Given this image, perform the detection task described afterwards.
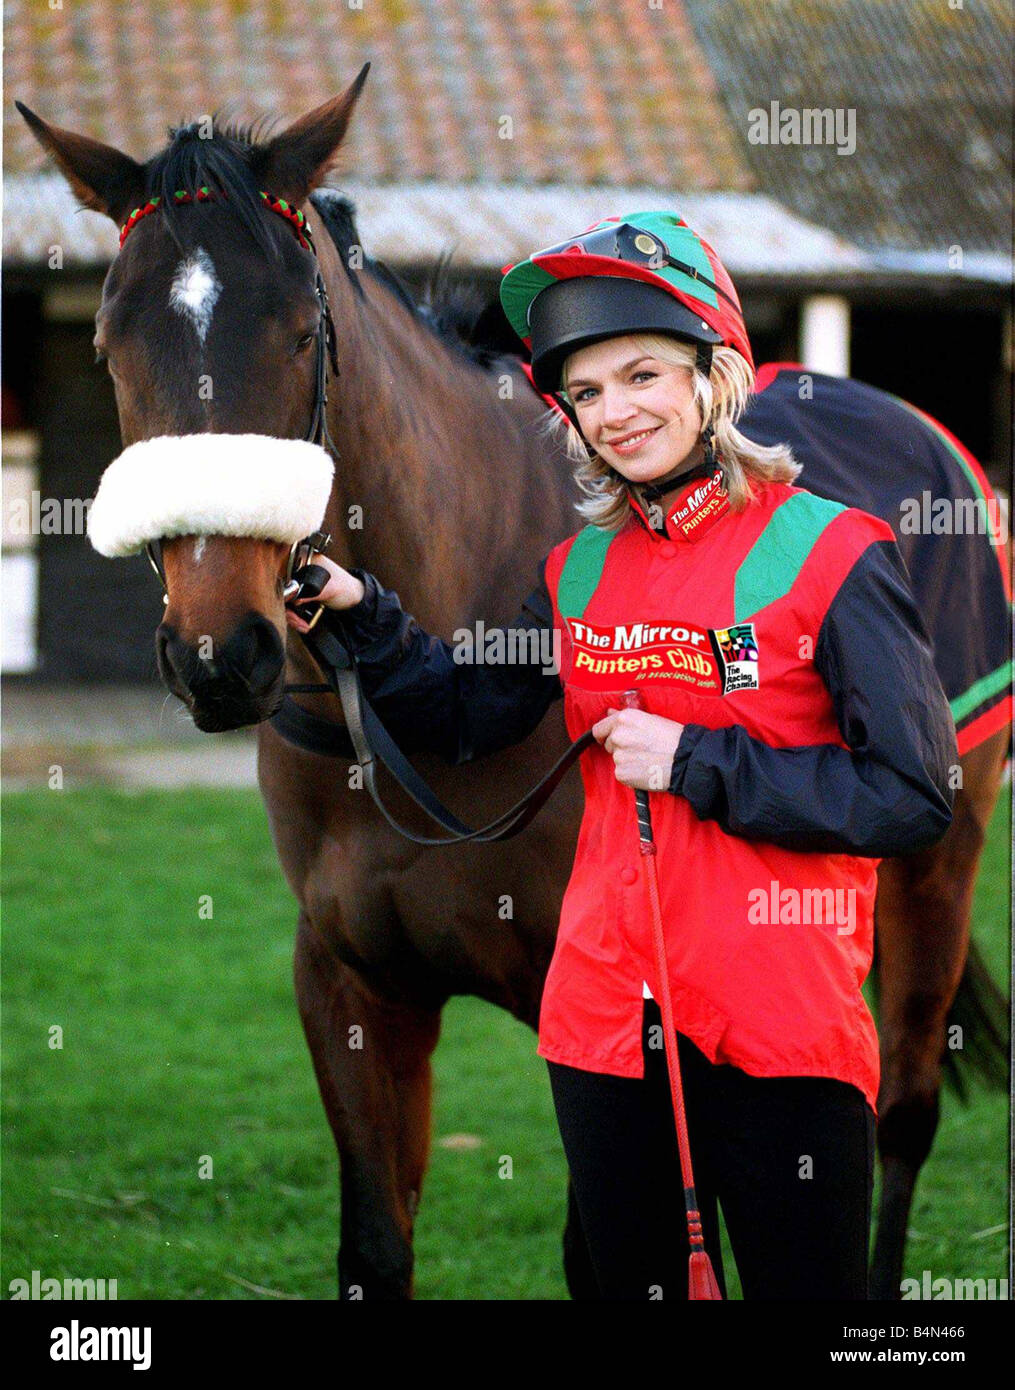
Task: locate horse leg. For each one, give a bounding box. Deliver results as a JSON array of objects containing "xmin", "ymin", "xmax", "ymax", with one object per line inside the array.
[
  {"xmin": 870, "ymin": 729, "xmax": 1008, "ymax": 1299},
  {"xmin": 293, "ymin": 914, "xmax": 441, "ymax": 1300}
]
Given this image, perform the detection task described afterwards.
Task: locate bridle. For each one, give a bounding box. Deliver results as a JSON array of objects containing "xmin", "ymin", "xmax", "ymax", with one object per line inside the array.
[
  {"xmin": 126, "ymin": 187, "xmax": 595, "ymax": 844},
  {"xmin": 123, "ymin": 187, "xmax": 340, "ymax": 606}
]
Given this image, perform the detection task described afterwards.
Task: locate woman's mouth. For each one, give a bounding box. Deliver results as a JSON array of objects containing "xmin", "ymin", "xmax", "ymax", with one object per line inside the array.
[{"xmin": 605, "ymin": 426, "xmax": 661, "ymax": 455}]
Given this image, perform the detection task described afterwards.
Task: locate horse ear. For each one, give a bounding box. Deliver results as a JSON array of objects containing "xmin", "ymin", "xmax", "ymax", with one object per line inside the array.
[
  {"xmin": 16, "ymin": 101, "xmax": 146, "ymax": 224},
  {"xmin": 251, "ymin": 62, "xmax": 370, "ymax": 204}
]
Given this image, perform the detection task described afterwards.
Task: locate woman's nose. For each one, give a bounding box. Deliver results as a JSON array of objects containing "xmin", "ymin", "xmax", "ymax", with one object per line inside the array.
[{"xmin": 600, "ymin": 386, "xmax": 638, "ymax": 425}]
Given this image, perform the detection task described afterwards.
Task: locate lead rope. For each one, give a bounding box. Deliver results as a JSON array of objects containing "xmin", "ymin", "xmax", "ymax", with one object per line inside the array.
[{"xmin": 289, "ymin": 598, "xmax": 596, "ymax": 845}]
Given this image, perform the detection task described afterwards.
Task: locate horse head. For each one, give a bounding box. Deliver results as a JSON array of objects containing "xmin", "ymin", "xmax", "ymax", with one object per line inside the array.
[{"xmin": 17, "ymin": 64, "xmax": 369, "ymax": 731}]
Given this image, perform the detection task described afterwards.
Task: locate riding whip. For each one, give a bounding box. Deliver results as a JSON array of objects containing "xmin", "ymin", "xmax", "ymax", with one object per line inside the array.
[{"xmin": 621, "ymin": 688, "xmax": 723, "ymax": 1301}]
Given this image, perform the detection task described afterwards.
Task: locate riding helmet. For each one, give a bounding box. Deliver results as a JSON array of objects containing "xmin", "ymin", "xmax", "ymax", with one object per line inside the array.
[{"xmin": 499, "ymin": 212, "xmax": 754, "ymax": 406}]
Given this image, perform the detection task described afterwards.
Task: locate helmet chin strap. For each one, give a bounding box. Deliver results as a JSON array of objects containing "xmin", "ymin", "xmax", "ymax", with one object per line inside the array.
[{"xmin": 629, "ymin": 429, "xmax": 717, "ymax": 503}]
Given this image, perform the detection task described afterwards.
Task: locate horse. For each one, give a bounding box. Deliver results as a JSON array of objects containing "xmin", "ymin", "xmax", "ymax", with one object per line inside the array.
[{"xmin": 19, "ymin": 67, "xmax": 1010, "ymax": 1300}]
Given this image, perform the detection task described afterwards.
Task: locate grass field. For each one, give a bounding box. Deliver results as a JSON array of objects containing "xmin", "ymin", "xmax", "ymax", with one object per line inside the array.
[{"xmin": 3, "ymin": 784, "xmax": 1010, "ymax": 1300}]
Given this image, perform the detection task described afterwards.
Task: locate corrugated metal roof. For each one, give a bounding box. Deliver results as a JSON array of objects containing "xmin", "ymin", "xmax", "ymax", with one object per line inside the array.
[{"xmin": 4, "ymin": 172, "xmax": 872, "ymax": 276}]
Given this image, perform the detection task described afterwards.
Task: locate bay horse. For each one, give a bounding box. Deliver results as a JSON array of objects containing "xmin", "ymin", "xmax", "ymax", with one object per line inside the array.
[{"xmin": 19, "ymin": 67, "xmax": 1009, "ymax": 1300}]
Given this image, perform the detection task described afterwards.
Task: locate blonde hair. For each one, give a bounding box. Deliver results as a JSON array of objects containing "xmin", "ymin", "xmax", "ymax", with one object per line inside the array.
[{"xmin": 537, "ymin": 334, "xmax": 801, "ymax": 532}]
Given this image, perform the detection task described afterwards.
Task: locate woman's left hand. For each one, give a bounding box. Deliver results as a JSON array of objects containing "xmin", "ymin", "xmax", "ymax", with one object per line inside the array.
[{"xmin": 592, "ymin": 707, "xmax": 685, "ymax": 791}]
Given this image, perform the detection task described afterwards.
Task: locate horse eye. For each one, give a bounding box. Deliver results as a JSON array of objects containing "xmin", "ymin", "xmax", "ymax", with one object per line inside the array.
[{"xmin": 295, "ymin": 332, "xmax": 316, "ymax": 353}]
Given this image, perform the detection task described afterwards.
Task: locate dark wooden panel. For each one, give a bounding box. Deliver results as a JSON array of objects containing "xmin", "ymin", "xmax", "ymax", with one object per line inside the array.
[{"xmin": 35, "ymin": 319, "xmax": 164, "ymax": 682}]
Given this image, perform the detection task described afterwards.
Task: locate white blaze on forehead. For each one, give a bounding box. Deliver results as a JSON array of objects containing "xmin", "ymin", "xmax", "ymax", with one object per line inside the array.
[
  {"xmin": 169, "ymin": 248, "xmax": 221, "ymax": 342},
  {"xmin": 192, "ymin": 535, "xmax": 207, "ymax": 563}
]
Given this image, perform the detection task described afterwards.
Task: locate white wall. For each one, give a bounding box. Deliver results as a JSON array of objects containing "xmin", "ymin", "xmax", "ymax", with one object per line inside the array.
[
  {"xmin": 799, "ymin": 294, "xmax": 851, "ymax": 377},
  {"xmin": 2, "ymin": 433, "xmax": 41, "ymax": 673}
]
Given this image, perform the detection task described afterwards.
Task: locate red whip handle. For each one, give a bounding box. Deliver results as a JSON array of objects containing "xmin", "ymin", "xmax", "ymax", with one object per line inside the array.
[{"xmin": 620, "ymin": 688, "xmax": 722, "ymax": 1300}]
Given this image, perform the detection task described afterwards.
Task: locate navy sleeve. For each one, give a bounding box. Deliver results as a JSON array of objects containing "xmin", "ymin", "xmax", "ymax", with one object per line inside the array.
[
  {"xmin": 320, "ymin": 560, "xmax": 563, "ymax": 764},
  {"xmin": 668, "ymin": 539, "xmax": 956, "ymax": 855}
]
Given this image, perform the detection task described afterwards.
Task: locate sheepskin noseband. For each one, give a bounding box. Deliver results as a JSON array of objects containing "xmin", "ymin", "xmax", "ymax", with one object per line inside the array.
[{"xmin": 87, "ymin": 434, "xmax": 334, "ymax": 558}]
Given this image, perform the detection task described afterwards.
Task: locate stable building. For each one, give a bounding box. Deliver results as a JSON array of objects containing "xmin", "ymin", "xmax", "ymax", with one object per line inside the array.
[{"xmin": 2, "ymin": 0, "xmax": 1009, "ymax": 681}]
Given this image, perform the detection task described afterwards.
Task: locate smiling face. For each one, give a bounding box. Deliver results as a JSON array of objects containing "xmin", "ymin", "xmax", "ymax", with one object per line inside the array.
[{"xmin": 563, "ymin": 335, "xmax": 705, "ymax": 484}]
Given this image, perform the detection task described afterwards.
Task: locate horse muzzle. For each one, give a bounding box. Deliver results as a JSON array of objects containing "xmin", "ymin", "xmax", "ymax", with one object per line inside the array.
[
  {"xmin": 87, "ymin": 433, "xmax": 335, "ymax": 730},
  {"xmin": 156, "ymin": 611, "xmax": 287, "ymax": 731}
]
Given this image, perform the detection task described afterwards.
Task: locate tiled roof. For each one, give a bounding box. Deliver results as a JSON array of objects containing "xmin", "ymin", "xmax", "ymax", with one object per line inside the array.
[
  {"xmin": 683, "ymin": 0, "xmax": 1012, "ymax": 256},
  {"xmin": 4, "ymin": 0, "xmax": 751, "ymax": 189},
  {"xmin": 6, "ymin": 0, "xmax": 1008, "ymax": 279},
  {"xmin": 2, "ymin": 171, "xmax": 872, "ymax": 276}
]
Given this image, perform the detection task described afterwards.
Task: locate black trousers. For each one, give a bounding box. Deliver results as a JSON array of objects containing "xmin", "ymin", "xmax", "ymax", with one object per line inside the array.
[{"xmin": 547, "ymin": 998, "xmax": 876, "ymax": 1301}]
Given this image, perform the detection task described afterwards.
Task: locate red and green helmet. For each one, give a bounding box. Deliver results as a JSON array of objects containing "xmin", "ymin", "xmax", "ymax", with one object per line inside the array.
[{"xmin": 500, "ymin": 212, "xmax": 754, "ymax": 398}]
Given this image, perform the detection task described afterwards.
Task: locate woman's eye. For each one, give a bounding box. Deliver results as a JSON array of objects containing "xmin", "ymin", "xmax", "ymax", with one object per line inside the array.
[{"xmin": 573, "ymin": 371, "xmax": 655, "ymax": 404}]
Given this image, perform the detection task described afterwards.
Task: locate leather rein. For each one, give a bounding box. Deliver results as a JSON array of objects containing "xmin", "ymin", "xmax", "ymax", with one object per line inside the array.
[{"xmin": 134, "ymin": 191, "xmax": 594, "ymax": 845}]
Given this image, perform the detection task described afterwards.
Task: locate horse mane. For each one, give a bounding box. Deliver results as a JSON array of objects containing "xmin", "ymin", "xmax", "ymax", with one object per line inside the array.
[
  {"xmin": 146, "ymin": 118, "xmax": 276, "ymax": 257},
  {"xmin": 145, "ymin": 117, "xmax": 517, "ymax": 374},
  {"xmin": 309, "ymin": 187, "xmax": 514, "ymax": 373}
]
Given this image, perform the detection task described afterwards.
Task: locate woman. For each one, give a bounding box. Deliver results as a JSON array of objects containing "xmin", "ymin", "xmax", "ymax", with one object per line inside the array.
[{"xmin": 286, "ymin": 213, "xmax": 957, "ymax": 1300}]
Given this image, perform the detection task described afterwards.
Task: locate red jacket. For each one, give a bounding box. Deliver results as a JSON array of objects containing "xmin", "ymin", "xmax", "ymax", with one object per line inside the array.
[
  {"xmin": 288, "ymin": 465, "xmax": 956, "ymax": 1117},
  {"xmin": 537, "ymin": 472, "xmax": 954, "ymax": 1113}
]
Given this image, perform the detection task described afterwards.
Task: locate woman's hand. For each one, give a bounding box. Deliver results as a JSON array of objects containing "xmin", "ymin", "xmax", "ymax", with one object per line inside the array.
[
  {"xmin": 592, "ymin": 706, "xmax": 685, "ymax": 791},
  {"xmin": 284, "ymin": 554, "xmax": 366, "ymax": 633}
]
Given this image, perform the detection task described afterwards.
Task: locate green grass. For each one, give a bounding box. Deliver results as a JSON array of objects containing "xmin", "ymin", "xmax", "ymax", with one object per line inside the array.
[{"xmin": 2, "ymin": 785, "xmax": 1009, "ymax": 1299}]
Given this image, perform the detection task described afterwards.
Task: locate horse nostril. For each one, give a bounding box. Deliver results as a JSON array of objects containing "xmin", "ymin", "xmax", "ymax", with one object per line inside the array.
[
  {"xmin": 221, "ymin": 612, "xmax": 285, "ymax": 696},
  {"xmin": 156, "ymin": 624, "xmax": 177, "ymax": 680},
  {"xmin": 155, "ymin": 624, "xmax": 194, "ymax": 701}
]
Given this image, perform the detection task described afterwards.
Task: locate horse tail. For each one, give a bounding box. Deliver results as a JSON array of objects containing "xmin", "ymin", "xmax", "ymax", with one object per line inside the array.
[{"xmin": 941, "ymin": 939, "xmax": 1010, "ymax": 1101}]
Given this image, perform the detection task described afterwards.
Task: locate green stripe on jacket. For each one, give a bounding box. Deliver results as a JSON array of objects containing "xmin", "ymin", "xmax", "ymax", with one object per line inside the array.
[
  {"xmin": 556, "ymin": 525, "xmax": 617, "ymax": 619},
  {"xmin": 734, "ymin": 492, "xmax": 848, "ymax": 624}
]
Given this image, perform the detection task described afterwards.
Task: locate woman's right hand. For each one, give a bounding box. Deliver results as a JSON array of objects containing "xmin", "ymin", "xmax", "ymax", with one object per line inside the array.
[{"xmin": 285, "ymin": 555, "xmax": 366, "ymax": 633}]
